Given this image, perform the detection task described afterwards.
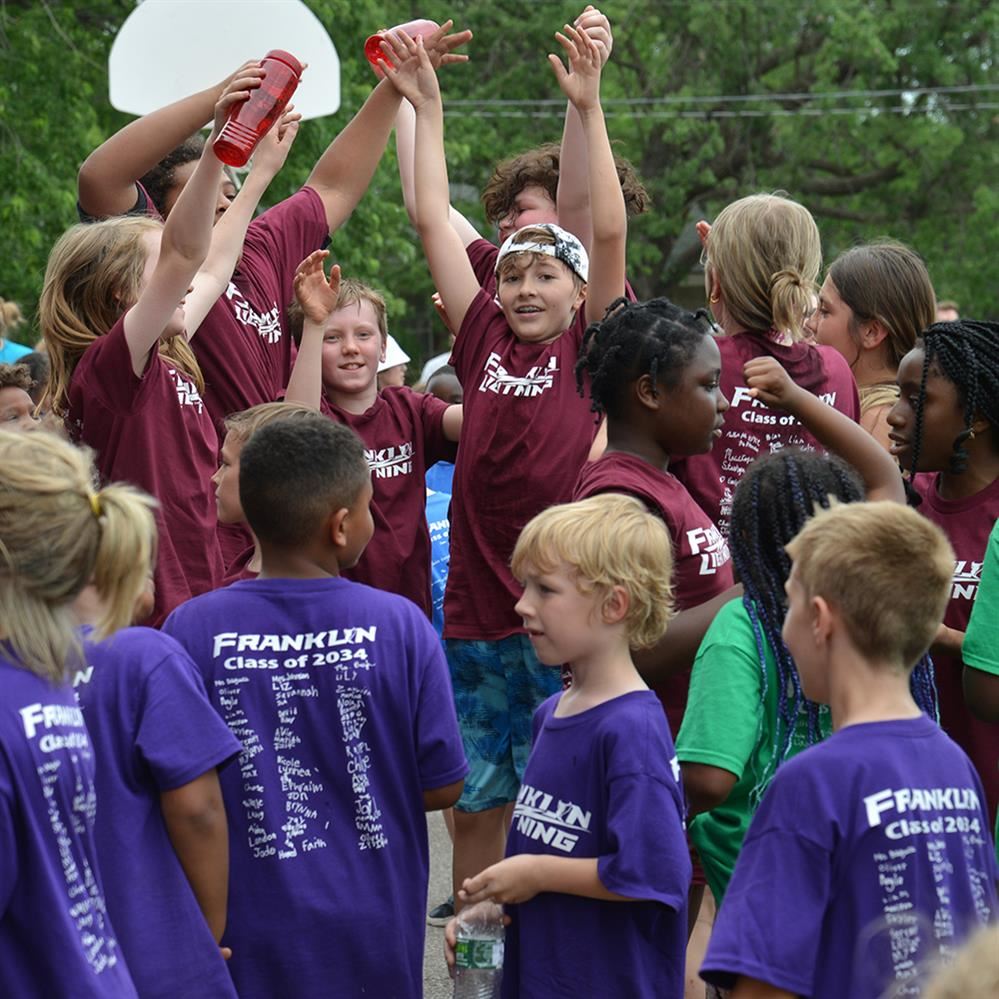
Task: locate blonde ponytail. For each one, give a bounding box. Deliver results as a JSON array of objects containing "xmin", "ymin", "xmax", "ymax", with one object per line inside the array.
[{"xmin": 0, "ymin": 430, "xmax": 156, "ymax": 682}]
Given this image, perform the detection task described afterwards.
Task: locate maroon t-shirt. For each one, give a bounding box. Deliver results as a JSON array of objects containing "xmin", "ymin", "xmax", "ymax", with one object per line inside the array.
[
  {"xmin": 321, "ymin": 387, "xmax": 456, "ymax": 617},
  {"xmin": 914, "ymin": 471, "xmax": 999, "ymax": 823},
  {"xmin": 444, "ymin": 289, "xmax": 598, "ymax": 640},
  {"xmin": 221, "ymin": 545, "xmax": 256, "ymax": 587},
  {"xmin": 671, "ymin": 332, "xmax": 861, "ymax": 535},
  {"xmin": 68, "ymin": 317, "xmax": 222, "ymax": 626},
  {"xmin": 192, "ymin": 186, "xmax": 329, "ymax": 437},
  {"xmin": 573, "ymin": 450, "xmax": 734, "ymax": 736}
]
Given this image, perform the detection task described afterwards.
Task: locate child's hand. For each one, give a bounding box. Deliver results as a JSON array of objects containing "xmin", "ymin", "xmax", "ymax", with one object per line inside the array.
[
  {"xmin": 211, "ymin": 63, "xmax": 265, "ymax": 140},
  {"xmin": 248, "ymin": 107, "xmax": 301, "ymax": 179},
  {"xmin": 432, "ymin": 291, "xmax": 455, "ymax": 335},
  {"xmin": 744, "ymin": 356, "xmax": 803, "ymax": 412},
  {"xmin": 379, "ymin": 32, "xmax": 441, "ymax": 110},
  {"xmin": 459, "ymin": 855, "xmax": 541, "ymax": 906},
  {"xmin": 422, "ymin": 19, "xmax": 473, "ymax": 69},
  {"xmin": 549, "ymin": 23, "xmax": 603, "ymax": 113},
  {"xmin": 443, "ymin": 916, "xmax": 458, "ymax": 977},
  {"xmin": 293, "ymin": 250, "xmax": 341, "ymax": 325},
  {"xmin": 574, "ymin": 5, "xmax": 613, "ymax": 67}
]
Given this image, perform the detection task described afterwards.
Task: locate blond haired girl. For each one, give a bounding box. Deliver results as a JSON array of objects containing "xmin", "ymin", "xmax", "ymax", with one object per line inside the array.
[
  {"xmin": 39, "ymin": 79, "xmax": 257, "ymax": 624},
  {"xmin": 0, "ymin": 429, "xmax": 157, "ymax": 997},
  {"xmin": 671, "ymin": 193, "xmax": 862, "ymax": 537}
]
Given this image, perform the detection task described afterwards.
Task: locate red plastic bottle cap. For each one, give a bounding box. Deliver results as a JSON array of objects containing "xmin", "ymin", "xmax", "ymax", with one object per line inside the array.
[{"xmin": 263, "ymin": 49, "xmax": 303, "ymax": 77}]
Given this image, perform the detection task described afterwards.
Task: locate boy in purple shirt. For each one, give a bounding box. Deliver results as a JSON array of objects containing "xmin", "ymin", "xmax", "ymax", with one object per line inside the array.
[
  {"xmin": 446, "ymin": 494, "xmax": 691, "ymax": 997},
  {"xmin": 163, "ymin": 414, "xmax": 467, "ymax": 999},
  {"xmin": 702, "ymin": 502, "xmax": 998, "ymax": 999}
]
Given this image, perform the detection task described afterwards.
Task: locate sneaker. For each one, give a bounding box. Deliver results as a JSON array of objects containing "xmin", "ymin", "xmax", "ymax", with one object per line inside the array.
[{"xmin": 427, "ymin": 895, "xmax": 455, "ymax": 927}]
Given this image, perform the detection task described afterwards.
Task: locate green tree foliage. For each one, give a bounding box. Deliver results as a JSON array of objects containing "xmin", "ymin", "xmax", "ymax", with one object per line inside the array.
[{"xmin": 0, "ymin": 0, "xmax": 995, "ymax": 360}]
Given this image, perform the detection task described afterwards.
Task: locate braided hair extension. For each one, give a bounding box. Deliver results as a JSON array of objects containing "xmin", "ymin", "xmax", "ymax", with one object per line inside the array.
[
  {"xmin": 575, "ymin": 297, "xmax": 716, "ymax": 420},
  {"xmin": 730, "ymin": 448, "xmax": 938, "ymax": 803},
  {"xmin": 908, "ymin": 320, "xmax": 999, "ymax": 482}
]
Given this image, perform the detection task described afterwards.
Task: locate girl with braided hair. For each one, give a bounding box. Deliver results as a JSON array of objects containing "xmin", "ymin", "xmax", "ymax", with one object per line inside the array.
[
  {"xmin": 888, "ymin": 318, "xmax": 999, "ymax": 826},
  {"xmin": 675, "ymin": 355, "xmax": 932, "ymax": 912}
]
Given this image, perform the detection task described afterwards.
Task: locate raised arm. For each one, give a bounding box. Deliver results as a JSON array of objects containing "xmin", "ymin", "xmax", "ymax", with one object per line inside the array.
[
  {"xmin": 183, "ymin": 104, "xmax": 300, "ymax": 335},
  {"xmin": 160, "ymin": 770, "xmax": 229, "ymax": 944},
  {"xmin": 556, "ymin": 6, "xmax": 614, "ymax": 248},
  {"xmin": 549, "ymin": 24, "xmax": 626, "ymax": 325},
  {"xmin": 122, "ymin": 89, "xmax": 235, "ymax": 376},
  {"xmin": 78, "ymin": 63, "xmax": 257, "ymax": 219},
  {"xmin": 284, "ymin": 249, "xmax": 341, "ymax": 408},
  {"xmin": 394, "ymin": 99, "xmax": 482, "ymax": 247},
  {"xmin": 310, "ymin": 21, "xmax": 471, "ymax": 235},
  {"xmin": 744, "ymin": 356, "xmax": 905, "ymax": 503},
  {"xmin": 382, "ymin": 33, "xmax": 481, "ymax": 333}
]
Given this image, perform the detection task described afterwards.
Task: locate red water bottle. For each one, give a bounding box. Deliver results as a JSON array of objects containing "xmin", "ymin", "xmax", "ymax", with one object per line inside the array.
[
  {"xmin": 213, "ymin": 50, "xmax": 302, "ymax": 167},
  {"xmin": 364, "ymin": 19, "xmax": 439, "ymax": 70}
]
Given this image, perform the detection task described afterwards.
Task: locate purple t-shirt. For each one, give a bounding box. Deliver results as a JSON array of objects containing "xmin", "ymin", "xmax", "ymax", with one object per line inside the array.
[
  {"xmin": 321, "ymin": 386, "xmax": 457, "ymax": 616},
  {"xmin": 0, "ymin": 655, "xmax": 137, "ymax": 997},
  {"xmin": 671, "ymin": 332, "xmax": 861, "ymax": 536},
  {"xmin": 162, "ymin": 576, "xmax": 468, "ymax": 999},
  {"xmin": 913, "ymin": 472, "xmax": 999, "ymax": 824},
  {"xmin": 702, "ymin": 716, "xmax": 998, "ymax": 999},
  {"xmin": 192, "ymin": 187, "xmax": 329, "ymax": 438},
  {"xmin": 74, "ymin": 628, "xmax": 241, "ymax": 999},
  {"xmin": 68, "ymin": 315, "xmax": 222, "ymax": 626},
  {"xmin": 502, "ymin": 690, "xmax": 690, "ymax": 998},
  {"xmin": 573, "ymin": 451, "xmax": 734, "ymax": 740},
  {"xmin": 445, "ymin": 289, "xmax": 598, "ymax": 640}
]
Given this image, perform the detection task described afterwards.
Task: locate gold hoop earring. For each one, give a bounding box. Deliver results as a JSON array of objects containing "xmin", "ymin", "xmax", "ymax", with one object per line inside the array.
[
  {"xmin": 709, "ymin": 292, "xmax": 720, "ymax": 304},
  {"xmin": 968, "ymin": 428, "xmax": 977, "ymax": 441}
]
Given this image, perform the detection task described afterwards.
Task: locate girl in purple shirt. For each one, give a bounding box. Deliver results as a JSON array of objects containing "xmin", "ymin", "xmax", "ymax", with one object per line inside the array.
[{"xmin": 0, "ymin": 429, "xmax": 160, "ymax": 997}]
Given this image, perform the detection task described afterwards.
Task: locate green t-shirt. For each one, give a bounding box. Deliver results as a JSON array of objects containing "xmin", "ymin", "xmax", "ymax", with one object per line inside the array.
[
  {"xmin": 963, "ymin": 518, "xmax": 999, "ymax": 860},
  {"xmin": 676, "ymin": 598, "xmax": 831, "ymax": 904}
]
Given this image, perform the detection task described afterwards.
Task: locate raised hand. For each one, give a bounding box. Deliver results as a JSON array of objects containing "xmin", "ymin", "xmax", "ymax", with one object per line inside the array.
[
  {"xmin": 422, "ymin": 19, "xmax": 473, "ymax": 69},
  {"xmin": 549, "ymin": 23, "xmax": 603, "ymax": 113},
  {"xmin": 210, "ymin": 63, "xmax": 265, "ymax": 140},
  {"xmin": 379, "ymin": 31, "xmax": 441, "ymax": 110},
  {"xmin": 573, "ymin": 5, "xmax": 613, "ymax": 67},
  {"xmin": 293, "ymin": 249, "xmax": 342, "ymax": 325},
  {"xmin": 249, "ymin": 107, "xmax": 301, "ymax": 180}
]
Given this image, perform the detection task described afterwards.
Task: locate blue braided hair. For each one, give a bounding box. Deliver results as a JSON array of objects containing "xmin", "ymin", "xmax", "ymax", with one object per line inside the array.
[{"xmin": 731, "ymin": 448, "xmax": 937, "ymax": 804}]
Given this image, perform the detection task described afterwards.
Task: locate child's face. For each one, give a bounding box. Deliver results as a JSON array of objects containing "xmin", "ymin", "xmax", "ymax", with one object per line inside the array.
[
  {"xmin": 497, "ymin": 184, "xmax": 558, "ymax": 245},
  {"xmin": 427, "ymin": 373, "xmax": 463, "ymax": 405},
  {"xmin": 808, "ymin": 275, "xmax": 860, "ymax": 363},
  {"xmin": 652, "ymin": 334, "xmax": 728, "ymax": 456},
  {"xmin": 0, "ymin": 387, "xmax": 39, "ymax": 433},
  {"xmin": 212, "ymin": 431, "xmax": 245, "ymax": 524},
  {"xmin": 497, "ymin": 256, "xmax": 585, "ymax": 345},
  {"xmin": 887, "ymin": 347, "xmax": 970, "ymax": 473},
  {"xmin": 140, "ymin": 231, "xmax": 189, "ymax": 341},
  {"xmin": 161, "ymin": 160, "xmax": 237, "ymax": 225},
  {"xmin": 320, "ymin": 301, "xmax": 385, "ymax": 398},
  {"xmin": 781, "ymin": 563, "xmax": 828, "ymax": 702},
  {"xmin": 515, "ymin": 559, "xmax": 610, "ymax": 667}
]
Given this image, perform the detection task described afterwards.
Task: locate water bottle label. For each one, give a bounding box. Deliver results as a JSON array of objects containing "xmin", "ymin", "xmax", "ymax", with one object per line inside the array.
[{"xmin": 455, "ymin": 938, "xmax": 504, "ymax": 970}]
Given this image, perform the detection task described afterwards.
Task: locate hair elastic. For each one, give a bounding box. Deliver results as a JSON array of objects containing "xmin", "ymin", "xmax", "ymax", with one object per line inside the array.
[{"xmin": 89, "ymin": 491, "xmax": 102, "ymax": 518}]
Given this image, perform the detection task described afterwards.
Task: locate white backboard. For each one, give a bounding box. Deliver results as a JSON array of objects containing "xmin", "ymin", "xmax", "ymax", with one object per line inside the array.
[{"xmin": 109, "ymin": 0, "xmax": 340, "ymax": 121}]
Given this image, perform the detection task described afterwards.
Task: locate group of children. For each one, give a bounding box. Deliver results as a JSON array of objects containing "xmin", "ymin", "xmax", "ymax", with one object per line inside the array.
[{"xmin": 0, "ymin": 6, "xmax": 997, "ymax": 998}]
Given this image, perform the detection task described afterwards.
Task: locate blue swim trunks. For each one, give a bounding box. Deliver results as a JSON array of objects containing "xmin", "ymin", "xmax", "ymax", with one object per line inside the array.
[{"xmin": 446, "ymin": 634, "xmax": 562, "ymax": 813}]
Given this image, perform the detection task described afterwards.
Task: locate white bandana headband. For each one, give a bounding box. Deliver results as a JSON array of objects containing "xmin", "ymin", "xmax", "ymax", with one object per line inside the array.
[{"xmin": 495, "ymin": 223, "xmax": 589, "ymax": 284}]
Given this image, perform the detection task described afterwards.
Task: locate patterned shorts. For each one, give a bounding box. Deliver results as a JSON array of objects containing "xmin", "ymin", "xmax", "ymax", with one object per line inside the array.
[{"xmin": 445, "ymin": 634, "xmax": 562, "ymax": 813}]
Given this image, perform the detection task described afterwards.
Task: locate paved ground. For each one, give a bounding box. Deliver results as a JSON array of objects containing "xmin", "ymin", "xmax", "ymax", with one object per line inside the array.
[{"xmin": 423, "ymin": 809, "xmax": 454, "ymax": 998}]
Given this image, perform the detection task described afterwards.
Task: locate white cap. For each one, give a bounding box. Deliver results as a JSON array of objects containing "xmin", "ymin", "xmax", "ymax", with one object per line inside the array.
[
  {"xmin": 495, "ymin": 223, "xmax": 589, "ymax": 284},
  {"xmin": 378, "ymin": 334, "xmax": 410, "ymax": 373}
]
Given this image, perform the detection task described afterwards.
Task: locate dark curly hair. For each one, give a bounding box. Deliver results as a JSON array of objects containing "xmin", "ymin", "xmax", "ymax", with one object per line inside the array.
[
  {"xmin": 139, "ymin": 134, "xmax": 206, "ymax": 216},
  {"xmin": 480, "ymin": 143, "xmax": 649, "ymax": 225}
]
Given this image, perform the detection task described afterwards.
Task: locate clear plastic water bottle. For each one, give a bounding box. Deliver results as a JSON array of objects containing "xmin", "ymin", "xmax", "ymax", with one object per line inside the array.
[{"xmin": 453, "ymin": 900, "xmax": 504, "ymax": 998}]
